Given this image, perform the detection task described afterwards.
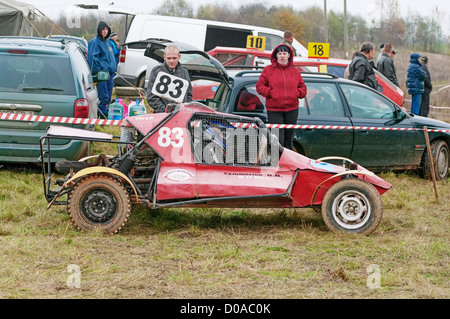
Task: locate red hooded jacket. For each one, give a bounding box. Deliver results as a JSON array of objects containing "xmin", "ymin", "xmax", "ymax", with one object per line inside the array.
[{"xmin": 256, "ymin": 44, "xmax": 307, "ymax": 112}]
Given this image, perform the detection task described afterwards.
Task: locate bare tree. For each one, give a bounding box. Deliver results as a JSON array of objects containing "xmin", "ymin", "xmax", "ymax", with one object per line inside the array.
[{"xmin": 153, "ymin": 0, "xmax": 194, "ymax": 18}]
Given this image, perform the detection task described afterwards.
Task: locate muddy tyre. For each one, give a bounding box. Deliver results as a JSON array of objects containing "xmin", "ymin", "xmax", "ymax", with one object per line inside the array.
[
  {"xmin": 68, "ymin": 174, "xmax": 131, "ymax": 234},
  {"xmin": 422, "ymin": 140, "xmax": 449, "ymax": 180},
  {"xmin": 321, "ymin": 179, "xmax": 383, "ymax": 235}
]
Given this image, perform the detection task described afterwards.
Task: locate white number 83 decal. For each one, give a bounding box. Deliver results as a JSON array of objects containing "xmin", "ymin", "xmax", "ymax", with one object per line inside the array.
[{"xmin": 158, "ymin": 127, "xmax": 184, "ymax": 148}]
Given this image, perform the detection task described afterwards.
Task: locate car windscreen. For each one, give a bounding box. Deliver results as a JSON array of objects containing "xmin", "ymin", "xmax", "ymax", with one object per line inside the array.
[{"xmin": 0, "ymin": 54, "xmax": 75, "ymax": 95}]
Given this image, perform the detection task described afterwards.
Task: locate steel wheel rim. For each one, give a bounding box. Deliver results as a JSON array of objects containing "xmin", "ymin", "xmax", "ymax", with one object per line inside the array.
[
  {"xmin": 331, "ymin": 190, "xmax": 371, "ymax": 230},
  {"xmin": 437, "ymin": 147, "xmax": 449, "ymax": 179},
  {"xmin": 80, "ymin": 188, "xmax": 118, "ymax": 224}
]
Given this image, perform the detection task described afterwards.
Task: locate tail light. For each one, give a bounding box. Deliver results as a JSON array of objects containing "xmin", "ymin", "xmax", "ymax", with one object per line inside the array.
[
  {"xmin": 74, "ymin": 99, "xmax": 89, "ymax": 118},
  {"xmin": 119, "ymin": 49, "xmax": 126, "ymax": 63}
]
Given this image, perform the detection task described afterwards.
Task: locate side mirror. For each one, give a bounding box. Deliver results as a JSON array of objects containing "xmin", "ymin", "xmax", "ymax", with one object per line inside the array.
[{"xmin": 395, "ymin": 108, "xmax": 407, "ymax": 120}]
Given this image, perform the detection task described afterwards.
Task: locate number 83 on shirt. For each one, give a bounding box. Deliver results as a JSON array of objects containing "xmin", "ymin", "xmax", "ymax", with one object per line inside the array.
[{"xmin": 151, "ymin": 71, "xmax": 189, "ymax": 103}]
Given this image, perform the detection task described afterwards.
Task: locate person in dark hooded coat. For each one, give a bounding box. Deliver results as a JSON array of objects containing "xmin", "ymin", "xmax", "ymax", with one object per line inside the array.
[
  {"xmin": 406, "ymin": 52, "xmax": 426, "ymax": 115},
  {"xmin": 256, "ymin": 44, "xmax": 307, "ymax": 150},
  {"xmin": 87, "ymin": 21, "xmax": 117, "ymax": 118},
  {"xmin": 419, "ymin": 56, "xmax": 433, "ymax": 117}
]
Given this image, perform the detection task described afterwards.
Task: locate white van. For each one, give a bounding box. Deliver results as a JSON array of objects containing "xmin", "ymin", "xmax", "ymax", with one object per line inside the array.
[{"xmin": 114, "ymin": 14, "xmax": 308, "ymax": 88}]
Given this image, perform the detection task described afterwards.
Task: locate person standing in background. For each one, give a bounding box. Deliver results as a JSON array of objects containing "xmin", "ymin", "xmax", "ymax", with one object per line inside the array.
[
  {"xmin": 348, "ymin": 42, "xmax": 378, "ymax": 90},
  {"xmin": 88, "ymin": 21, "xmax": 117, "ymax": 118},
  {"xmin": 146, "ymin": 45, "xmax": 192, "ymax": 113},
  {"xmin": 256, "ymin": 44, "xmax": 307, "ymax": 150},
  {"xmin": 282, "ymin": 30, "xmax": 297, "ymax": 56},
  {"xmin": 344, "ymin": 50, "xmax": 359, "ymax": 79},
  {"xmin": 108, "ymin": 31, "xmax": 120, "ymax": 104},
  {"xmin": 109, "ymin": 32, "xmax": 120, "ymax": 66},
  {"xmin": 406, "ymin": 52, "xmax": 426, "ymax": 115},
  {"xmin": 377, "ymin": 43, "xmax": 399, "ymax": 87},
  {"xmin": 419, "ymin": 56, "xmax": 433, "ymax": 117}
]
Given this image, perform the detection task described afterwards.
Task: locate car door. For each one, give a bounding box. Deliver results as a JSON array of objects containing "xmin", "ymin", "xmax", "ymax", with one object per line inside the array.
[
  {"xmin": 230, "ymin": 80, "xmax": 354, "ymax": 160},
  {"xmin": 295, "ymin": 81, "xmax": 354, "ymax": 159},
  {"xmin": 340, "ymin": 83, "xmax": 423, "ymax": 169}
]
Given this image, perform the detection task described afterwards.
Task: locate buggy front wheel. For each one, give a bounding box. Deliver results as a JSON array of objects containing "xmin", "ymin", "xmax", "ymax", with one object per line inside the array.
[
  {"xmin": 321, "ymin": 179, "xmax": 383, "ymax": 235},
  {"xmin": 68, "ymin": 174, "xmax": 131, "ymax": 234}
]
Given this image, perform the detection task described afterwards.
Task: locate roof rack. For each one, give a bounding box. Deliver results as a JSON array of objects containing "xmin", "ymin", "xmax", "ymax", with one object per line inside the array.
[
  {"xmin": 234, "ymin": 70, "xmax": 263, "ymax": 77},
  {"xmin": 300, "ymin": 71, "xmax": 339, "ymax": 79},
  {"xmin": 224, "ymin": 65, "xmax": 265, "ymax": 70}
]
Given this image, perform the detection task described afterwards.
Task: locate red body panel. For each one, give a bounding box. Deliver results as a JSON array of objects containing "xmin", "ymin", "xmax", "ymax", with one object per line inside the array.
[{"xmin": 127, "ymin": 104, "xmax": 391, "ymax": 207}]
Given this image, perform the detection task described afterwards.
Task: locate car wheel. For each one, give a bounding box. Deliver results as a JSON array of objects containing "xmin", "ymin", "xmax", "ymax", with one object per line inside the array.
[
  {"xmin": 137, "ymin": 74, "xmax": 145, "ymax": 88},
  {"xmin": 423, "ymin": 140, "xmax": 449, "ymax": 180},
  {"xmin": 321, "ymin": 179, "xmax": 383, "ymax": 235},
  {"xmin": 68, "ymin": 174, "xmax": 131, "ymax": 234}
]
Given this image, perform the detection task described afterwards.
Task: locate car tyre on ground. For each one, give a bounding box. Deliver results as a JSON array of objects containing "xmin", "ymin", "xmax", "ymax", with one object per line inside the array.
[
  {"xmin": 422, "ymin": 140, "xmax": 449, "ymax": 180},
  {"xmin": 321, "ymin": 178, "xmax": 383, "ymax": 235},
  {"xmin": 68, "ymin": 174, "xmax": 131, "ymax": 234}
]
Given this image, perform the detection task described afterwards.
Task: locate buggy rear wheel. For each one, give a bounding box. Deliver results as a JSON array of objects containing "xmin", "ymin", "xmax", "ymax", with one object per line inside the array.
[
  {"xmin": 321, "ymin": 179, "xmax": 383, "ymax": 235},
  {"xmin": 68, "ymin": 174, "xmax": 131, "ymax": 234}
]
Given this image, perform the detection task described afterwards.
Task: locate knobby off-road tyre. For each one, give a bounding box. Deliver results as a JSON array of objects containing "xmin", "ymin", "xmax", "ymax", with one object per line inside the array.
[
  {"xmin": 422, "ymin": 140, "xmax": 449, "ymax": 180},
  {"xmin": 68, "ymin": 174, "xmax": 131, "ymax": 234},
  {"xmin": 321, "ymin": 179, "xmax": 383, "ymax": 235}
]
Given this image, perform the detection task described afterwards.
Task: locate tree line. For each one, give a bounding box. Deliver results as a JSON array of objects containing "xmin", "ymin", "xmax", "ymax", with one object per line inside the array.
[{"xmin": 32, "ymin": 0, "xmax": 449, "ymax": 55}]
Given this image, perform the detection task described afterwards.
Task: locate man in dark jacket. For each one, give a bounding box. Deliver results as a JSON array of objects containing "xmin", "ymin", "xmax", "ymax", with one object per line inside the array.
[
  {"xmin": 377, "ymin": 43, "xmax": 399, "ymax": 87},
  {"xmin": 348, "ymin": 42, "xmax": 378, "ymax": 90},
  {"xmin": 146, "ymin": 45, "xmax": 192, "ymax": 113},
  {"xmin": 406, "ymin": 52, "xmax": 426, "ymax": 115},
  {"xmin": 88, "ymin": 22, "xmax": 117, "ymax": 118},
  {"xmin": 419, "ymin": 56, "xmax": 433, "ymax": 117}
]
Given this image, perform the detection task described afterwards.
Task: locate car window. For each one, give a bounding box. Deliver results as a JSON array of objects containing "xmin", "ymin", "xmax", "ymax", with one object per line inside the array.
[
  {"xmin": 212, "ymin": 53, "xmax": 253, "ymax": 67},
  {"xmin": 71, "ymin": 47, "xmax": 95, "ymax": 90},
  {"xmin": 234, "ymin": 85, "xmax": 266, "ymax": 112},
  {"xmin": 305, "ymin": 83, "xmax": 344, "ymax": 117},
  {"xmin": 340, "ymin": 84, "xmax": 396, "ymax": 119},
  {"xmin": 0, "ymin": 54, "xmax": 75, "ymax": 95},
  {"xmin": 258, "ymin": 32, "xmax": 283, "ymax": 51},
  {"xmin": 326, "ymin": 65, "xmax": 346, "ymax": 78}
]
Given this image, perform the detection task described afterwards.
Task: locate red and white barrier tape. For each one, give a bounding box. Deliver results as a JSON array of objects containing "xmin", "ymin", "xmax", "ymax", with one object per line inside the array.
[
  {"xmin": 1, "ymin": 112, "xmax": 449, "ymax": 133},
  {"xmin": 0, "ymin": 112, "xmax": 122, "ymax": 126},
  {"xmin": 190, "ymin": 119, "xmax": 450, "ymax": 133}
]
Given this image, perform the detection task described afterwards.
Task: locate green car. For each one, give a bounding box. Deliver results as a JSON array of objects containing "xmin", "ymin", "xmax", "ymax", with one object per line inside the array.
[
  {"xmin": 214, "ymin": 71, "xmax": 450, "ymax": 180},
  {"xmin": 0, "ymin": 37, "xmax": 98, "ymax": 163}
]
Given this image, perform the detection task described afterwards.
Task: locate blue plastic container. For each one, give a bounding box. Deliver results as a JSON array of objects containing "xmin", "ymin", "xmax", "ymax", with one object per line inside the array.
[
  {"xmin": 108, "ymin": 98, "xmax": 123, "ymax": 120},
  {"xmin": 129, "ymin": 99, "xmax": 146, "ymax": 117}
]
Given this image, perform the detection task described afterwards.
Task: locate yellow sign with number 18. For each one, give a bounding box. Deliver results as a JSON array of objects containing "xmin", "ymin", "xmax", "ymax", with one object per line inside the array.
[{"xmin": 308, "ymin": 42, "xmax": 330, "ymax": 59}]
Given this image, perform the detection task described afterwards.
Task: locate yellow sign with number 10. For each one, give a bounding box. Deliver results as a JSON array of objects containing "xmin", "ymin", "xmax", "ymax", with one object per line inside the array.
[
  {"xmin": 246, "ymin": 35, "xmax": 266, "ymax": 51},
  {"xmin": 308, "ymin": 42, "xmax": 330, "ymax": 59}
]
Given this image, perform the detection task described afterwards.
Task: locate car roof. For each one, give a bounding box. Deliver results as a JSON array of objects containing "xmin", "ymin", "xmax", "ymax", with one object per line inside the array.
[
  {"xmin": 48, "ymin": 35, "xmax": 88, "ymax": 47},
  {"xmin": 208, "ymin": 46, "xmax": 352, "ymax": 65},
  {"xmin": 293, "ymin": 57, "xmax": 351, "ymax": 65},
  {"xmin": 0, "ymin": 36, "xmax": 69, "ymax": 56},
  {"xmin": 208, "ymin": 46, "xmax": 273, "ymax": 56},
  {"xmin": 124, "ymin": 38, "xmax": 199, "ymax": 51}
]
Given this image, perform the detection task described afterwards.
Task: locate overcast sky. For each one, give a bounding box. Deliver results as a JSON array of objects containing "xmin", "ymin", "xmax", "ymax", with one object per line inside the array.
[{"xmin": 25, "ymin": 0, "xmax": 450, "ymax": 34}]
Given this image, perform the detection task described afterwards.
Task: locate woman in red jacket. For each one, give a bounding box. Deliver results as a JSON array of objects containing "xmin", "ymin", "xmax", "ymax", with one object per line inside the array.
[{"xmin": 256, "ymin": 44, "xmax": 307, "ymax": 150}]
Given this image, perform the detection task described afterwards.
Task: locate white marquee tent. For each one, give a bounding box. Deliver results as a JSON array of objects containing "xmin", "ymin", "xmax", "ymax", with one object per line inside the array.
[{"xmin": 0, "ymin": 0, "xmax": 35, "ymax": 36}]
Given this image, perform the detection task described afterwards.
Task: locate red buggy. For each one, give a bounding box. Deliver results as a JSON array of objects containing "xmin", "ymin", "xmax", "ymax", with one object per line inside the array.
[{"xmin": 41, "ymin": 102, "xmax": 391, "ymax": 235}]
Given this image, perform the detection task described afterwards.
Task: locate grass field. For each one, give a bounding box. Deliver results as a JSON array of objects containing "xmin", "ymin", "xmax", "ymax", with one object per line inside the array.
[
  {"xmin": 0, "ymin": 162, "xmax": 448, "ymax": 299},
  {"xmin": 0, "ymin": 50, "xmax": 449, "ymax": 299}
]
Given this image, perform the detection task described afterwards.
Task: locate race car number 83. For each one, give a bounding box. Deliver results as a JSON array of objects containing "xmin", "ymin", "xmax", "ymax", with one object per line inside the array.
[
  {"xmin": 158, "ymin": 127, "xmax": 184, "ymax": 147},
  {"xmin": 151, "ymin": 72, "xmax": 189, "ymax": 103}
]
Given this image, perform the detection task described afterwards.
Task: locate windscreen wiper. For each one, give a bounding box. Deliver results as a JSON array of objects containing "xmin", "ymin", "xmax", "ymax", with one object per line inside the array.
[{"xmin": 21, "ymin": 87, "xmax": 64, "ymax": 92}]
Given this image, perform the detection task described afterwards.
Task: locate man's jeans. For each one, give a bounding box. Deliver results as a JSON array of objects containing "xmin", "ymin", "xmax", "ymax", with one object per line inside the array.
[{"xmin": 411, "ymin": 94, "xmax": 422, "ymax": 115}]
